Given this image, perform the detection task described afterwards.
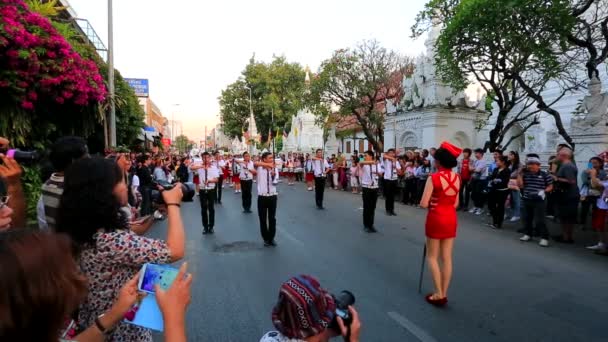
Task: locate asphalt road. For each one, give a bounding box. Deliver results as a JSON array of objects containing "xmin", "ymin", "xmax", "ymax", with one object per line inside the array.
[{"xmin": 149, "ymin": 182, "xmax": 608, "ymax": 342}]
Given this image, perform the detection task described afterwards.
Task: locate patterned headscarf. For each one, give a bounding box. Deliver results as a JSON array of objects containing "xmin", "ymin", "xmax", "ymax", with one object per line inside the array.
[{"xmin": 271, "ymin": 275, "xmax": 336, "ymax": 339}]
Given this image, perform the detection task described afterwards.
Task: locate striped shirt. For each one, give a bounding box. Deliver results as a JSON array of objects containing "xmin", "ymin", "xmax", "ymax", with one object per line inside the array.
[
  {"xmin": 41, "ymin": 173, "xmax": 64, "ymax": 231},
  {"xmin": 521, "ymin": 170, "xmax": 552, "ymax": 200}
]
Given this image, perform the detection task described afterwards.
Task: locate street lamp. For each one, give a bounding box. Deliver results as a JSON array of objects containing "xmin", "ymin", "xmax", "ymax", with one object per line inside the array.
[{"xmin": 108, "ymin": 0, "xmax": 116, "ymax": 147}]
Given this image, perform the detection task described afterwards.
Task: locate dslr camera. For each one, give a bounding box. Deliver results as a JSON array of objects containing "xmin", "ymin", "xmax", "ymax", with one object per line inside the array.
[
  {"xmin": 0, "ymin": 147, "xmax": 41, "ymax": 166},
  {"xmin": 154, "ymin": 180, "xmax": 195, "ymax": 203},
  {"xmin": 330, "ymin": 290, "xmax": 356, "ymax": 331}
]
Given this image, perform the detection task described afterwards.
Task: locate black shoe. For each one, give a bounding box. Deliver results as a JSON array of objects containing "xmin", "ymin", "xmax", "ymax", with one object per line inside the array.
[
  {"xmin": 202, "ymin": 229, "xmax": 209, "ymax": 235},
  {"xmin": 390, "ymin": 212, "xmax": 397, "ymax": 216},
  {"xmin": 209, "ymin": 228, "xmax": 215, "ymax": 234},
  {"xmin": 553, "ymin": 235, "xmax": 574, "ymax": 244},
  {"xmin": 364, "ymin": 227, "xmax": 372, "ymax": 233},
  {"xmin": 269, "ymin": 240, "xmax": 277, "ymax": 247},
  {"xmin": 264, "ymin": 241, "xmax": 271, "ymax": 247},
  {"xmin": 369, "ymin": 226, "xmax": 378, "ymax": 233},
  {"xmin": 317, "ymin": 206, "xmax": 325, "ymax": 210}
]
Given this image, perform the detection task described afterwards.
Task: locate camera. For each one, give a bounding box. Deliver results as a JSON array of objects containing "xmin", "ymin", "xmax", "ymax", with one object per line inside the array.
[
  {"xmin": 331, "ymin": 290, "xmax": 356, "ymax": 330},
  {"xmin": 0, "ymin": 148, "xmax": 41, "ymax": 166},
  {"xmin": 154, "ymin": 180, "xmax": 195, "ymax": 202}
]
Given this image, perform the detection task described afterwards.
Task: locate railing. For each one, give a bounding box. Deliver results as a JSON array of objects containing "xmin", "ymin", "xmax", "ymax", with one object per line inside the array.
[{"xmin": 74, "ymin": 18, "xmax": 108, "ymax": 61}]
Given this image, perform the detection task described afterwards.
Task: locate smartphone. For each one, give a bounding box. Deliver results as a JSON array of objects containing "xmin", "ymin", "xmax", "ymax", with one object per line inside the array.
[
  {"xmin": 138, "ymin": 263, "xmax": 179, "ymax": 294},
  {"xmin": 588, "ymin": 162, "xmax": 593, "ymax": 169}
]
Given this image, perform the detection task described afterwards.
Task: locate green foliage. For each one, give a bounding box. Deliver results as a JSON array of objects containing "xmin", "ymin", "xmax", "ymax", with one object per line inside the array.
[
  {"xmin": 174, "ymin": 134, "xmax": 189, "ymax": 153},
  {"xmin": 306, "ymin": 40, "xmax": 408, "ymax": 152},
  {"xmin": 219, "ymin": 56, "xmax": 307, "ymax": 141},
  {"xmin": 21, "ymin": 165, "xmax": 42, "ymax": 225},
  {"xmin": 25, "ymin": 0, "xmax": 65, "ymax": 17}
]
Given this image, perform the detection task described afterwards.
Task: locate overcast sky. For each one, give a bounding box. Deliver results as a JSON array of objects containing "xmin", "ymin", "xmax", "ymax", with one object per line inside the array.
[{"xmin": 67, "ymin": 0, "xmax": 428, "ymax": 140}]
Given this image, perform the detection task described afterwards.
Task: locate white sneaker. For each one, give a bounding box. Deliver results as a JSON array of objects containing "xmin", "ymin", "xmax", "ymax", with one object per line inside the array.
[
  {"xmin": 510, "ymin": 216, "xmax": 520, "ymax": 222},
  {"xmin": 475, "ymin": 209, "xmax": 483, "ymax": 215},
  {"xmin": 586, "ymin": 242, "xmax": 606, "ymax": 250},
  {"xmin": 539, "ymin": 239, "xmax": 549, "ymax": 247},
  {"xmin": 468, "ymin": 208, "xmax": 477, "ymax": 213},
  {"xmin": 520, "ymin": 235, "xmax": 531, "ymax": 242}
]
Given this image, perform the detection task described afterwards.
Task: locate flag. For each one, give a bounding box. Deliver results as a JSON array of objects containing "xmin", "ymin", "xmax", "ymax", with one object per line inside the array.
[{"xmin": 295, "ymin": 127, "xmax": 298, "ymax": 137}]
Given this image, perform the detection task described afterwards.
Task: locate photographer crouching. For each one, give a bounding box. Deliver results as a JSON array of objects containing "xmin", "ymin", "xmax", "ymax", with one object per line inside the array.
[{"xmin": 260, "ymin": 275, "xmax": 361, "ymax": 342}]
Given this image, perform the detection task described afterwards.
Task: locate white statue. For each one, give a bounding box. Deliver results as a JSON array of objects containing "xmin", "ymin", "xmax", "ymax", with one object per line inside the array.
[{"xmin": 579, "ymin": 77, "xmax": 608, "ymax": 127}]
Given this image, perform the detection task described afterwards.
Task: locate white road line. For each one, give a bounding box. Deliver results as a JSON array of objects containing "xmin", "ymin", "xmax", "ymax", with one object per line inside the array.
[
  {"xmin": 387, "ymin": 311, "xmax": 438, "ymax": 342},
  {"xmin": 279, "ymin": 227, "xmax": 305, "ymax": 247}
]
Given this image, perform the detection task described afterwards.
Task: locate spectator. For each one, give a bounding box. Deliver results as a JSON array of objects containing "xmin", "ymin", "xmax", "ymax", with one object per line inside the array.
[
  {"xmin": 259, "ymin": 275, "xmax": 361, "ymax": 342},
  {"xmin": 350, "ymin": 157, "xmax": 360, "ymax": 194},
  {"xmin": 469, "ymin": 148, "xmax": 488, "ymax": 215},
  {"xmin": 507, "ymin": 151, "xmax": 522, "ymax": 222},
  {"xmin": 486, "ymin": 156, "xmax": 510, "ymax": 229},
  {"xmin": 588, "ymin": 168, "xmax": 608, "ymax": 254},
  {"xmin": 458, "ymin": 148, "xmax": 473, "ymax": 211},
  {"xmin": 518, "ymin": 155, "xmax": 553, "ymax": 247},
  {"xmin": 153, "ymin": 157, "xmax": 168, "ymax": 182},
  {"xmin": 415, "ymin": 158, "xmax": 431, "ymax": 206},
  {"xmin": 0, "ymin": 151, "xmax": 25, "ymax": 229},
  {"xmin": 579, "ymin": 157, "xmax": 606, "ymax": 230},
  {"xmin": 0, "ymin": 229, "xmax": 191, "ymax": 342},
  {"xmin": 56, "ymin": 157, "xmax": 186, "ymax": 341},
  {"xmin": 552, "ymin": 148, "xmax": 579, "ymax": 243},
  {"xmin": 137, "ymin": 154, "xmax": 154, "ymax": 216},
  {"xmin": 39, "ymin": 136, "xmax": 89, "ymax": 230}
]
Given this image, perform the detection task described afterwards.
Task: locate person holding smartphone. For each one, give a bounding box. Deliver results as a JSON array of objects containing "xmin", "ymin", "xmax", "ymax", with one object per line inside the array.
[{"xmin": 56, "ymin": 157, "xmax": 185, "ymax": 342}]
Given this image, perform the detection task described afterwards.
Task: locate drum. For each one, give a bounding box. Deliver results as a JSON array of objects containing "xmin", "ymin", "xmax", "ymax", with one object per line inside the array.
[{"xmin": 294, "ymin": 167, "xmax": 304, "ymax": 173}]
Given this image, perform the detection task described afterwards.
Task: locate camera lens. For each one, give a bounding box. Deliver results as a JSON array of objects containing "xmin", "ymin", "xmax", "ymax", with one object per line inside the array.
[{"xmin": 335, "ymin": 290, "xmax": 355, "ymax": 309}]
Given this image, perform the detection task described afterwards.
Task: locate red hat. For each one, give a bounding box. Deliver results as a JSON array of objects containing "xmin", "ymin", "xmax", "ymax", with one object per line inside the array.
[{"xmin": 440, "ymin": 141, "xmax": 462, "ymax": 158}]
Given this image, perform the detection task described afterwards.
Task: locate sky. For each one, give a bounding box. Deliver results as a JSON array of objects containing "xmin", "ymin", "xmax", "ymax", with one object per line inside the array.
[{"xmin": 67, "ymin": 0, "xmax": 429, "ymax": 141}]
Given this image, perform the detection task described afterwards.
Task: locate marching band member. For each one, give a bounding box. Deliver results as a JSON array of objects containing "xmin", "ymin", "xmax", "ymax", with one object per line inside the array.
[
  {"xmin": 312, "ymin": 149, "xmax": 330, "ymax": 209},
  {"xmin": 231, "ymin": 155, "xmax": 242, "ymax": 193},
  {"xmin": 305, "ymin": 154, "xmax": 314, "ymax": 191},
  {"xmin": 190, "ymin": 152, "xmax": 219, "ymax": 235},
  {"xmin": 358, "ymin": 150, "xmax": 383, "ymax": 232},
  {"xmin": 383, "ymin": 148, "xmax": 403, "ymax": 216},
  {"xmin": 239, "ymin": 152, "xmax": 255, "ymax": 213},
  {"xmin": 255, "ymin": 152, "xmax": 278, "ymax": 247}
]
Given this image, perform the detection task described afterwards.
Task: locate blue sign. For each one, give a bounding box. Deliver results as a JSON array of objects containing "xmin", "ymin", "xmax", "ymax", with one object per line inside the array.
[{"xmin": 125, "ymin": 78, "xmax": 149, "ymax": 97}]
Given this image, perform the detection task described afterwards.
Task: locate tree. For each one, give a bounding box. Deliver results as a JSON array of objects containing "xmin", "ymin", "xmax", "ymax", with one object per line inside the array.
[
  {"xmin": 306, "ymin": 40, "xmax": 409, "ymax": 152},
  {"xmin": 174, "ymin": 134, "xmax": 189, "ymax": 154},
  {"xmin": 414, "ymin": 0, "xmax": 584, "ymax": 150},
  {"xmin": 219, "ymin": 56, "xmax": 307, "ymax": 141},
  {"xmin": 568, "ymin": 0, "xmax": 608, "ymax": 80}
]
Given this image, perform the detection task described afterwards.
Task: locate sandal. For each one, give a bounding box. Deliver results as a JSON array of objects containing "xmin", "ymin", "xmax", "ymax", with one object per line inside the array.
[{"xmin": 425, "ymin": 293, "xmax": 448, "ymax": 307}]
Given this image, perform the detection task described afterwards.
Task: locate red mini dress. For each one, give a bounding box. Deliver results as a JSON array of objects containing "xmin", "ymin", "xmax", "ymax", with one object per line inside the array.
[{"xmin": 425, "ymin": 169, "xmax": 460, "ymax": 239}]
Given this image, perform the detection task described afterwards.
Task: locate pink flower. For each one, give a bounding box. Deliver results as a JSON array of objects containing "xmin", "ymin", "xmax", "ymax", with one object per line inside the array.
[
  {"xmin": 55, "ymin": 96, "xmax": 64, "ymax": 104},
  {"xmin": 20, "ymin": 100, "xmax": 34, "ymax": 110}
]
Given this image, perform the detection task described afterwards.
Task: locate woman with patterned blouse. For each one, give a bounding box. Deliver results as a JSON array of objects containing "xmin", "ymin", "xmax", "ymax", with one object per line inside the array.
[{"xmin": 57, "ymin": 157, "xmax": 186, "ymax": 342}]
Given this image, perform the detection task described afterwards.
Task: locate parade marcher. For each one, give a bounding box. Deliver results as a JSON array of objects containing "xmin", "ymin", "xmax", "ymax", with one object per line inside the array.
[
  {"xmin": 312, "ymin": 149, "xmax": 330, "ymax": 209},
  {"xmin": 191, "ymin": 152, "xmax": 219, "ymax": 234},
  {"xmin": 382, "ymin": 148, "xmax": 402, "ymax": 216},
  {"xmin": 358, "ymin": 150, "xmax": 382, "ymax": 233},
  {"xmin": 420, "ymin": 142, "xmax": 461, "ymax": 307},
  {"xmin": 231, "ymin": 155, "xmax": 242, "ymax": 193},
  {"xmin": 213, "ymin": 151, "xmax": 226, "ymax": 204},
  {"xmin": 305, "ymin": 154, "xmax": 315, "ymax": 191},
  {"xmin": 517, "ymin": 155, "xmax": 553, "ymax": 247},
  {"xmin": 239, "ymin": 152, "xmax": 256, "ymax": 213},
  {"xmin": 255, "ymin": 152, "xmax": 278, "ymax": 247}
]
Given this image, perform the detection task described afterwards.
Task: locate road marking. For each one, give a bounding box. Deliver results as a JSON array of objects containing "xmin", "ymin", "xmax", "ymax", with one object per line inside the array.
[{"xmin": 387, "ymin": 311, "xmax": 437, "ymax": 342}]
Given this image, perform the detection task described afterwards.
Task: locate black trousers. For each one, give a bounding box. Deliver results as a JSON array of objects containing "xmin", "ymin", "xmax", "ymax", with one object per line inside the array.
[
  {"xmin": 258, "ymin": 195, "xmax": 277, "ymax": 242},
  {"xmin": 488, "ymin": 190, "xmax": 509, "ymax": 227},
  {"xmin": 314, "ymin": 177, "xmax": 325, "ymax": 207},
  {"xmin": 199, "ymin": 189, "xmax": 215, "ymax": 229},
  {"xmin": 415, "ymin": 178, "xmax": 427, "ymax": 204},
  {"xmin": 241, "ymin": 179, "xmax": 253, "ymax": 210},
  {"xmin": 402, "ymin": 178, "xmax": 416, "ymax": 204},
  {"xmin": 459, "ymin": 179, "xmax": 472, "ymax": 209},
  {"xmin": 522, "ymin": 199, "xmax": 548, "ymax": 239},
  {"xmin": 471, "ymin": 179, "xmax": 488, "ymax": 209},
  {"xmin": 384, "ymin": 179, "xmax": 397, "ymax": 213},
  {"xmin": 580, "ymin": 195, "xmax": 598, "ymax": 225},
  {"xmin": 140, "ymin": 186, "xmax": 152, "ymax": 216},
  {"xmin": 215, "ymin": 175, "xmax": 223, "ymax": 203},
  {"xmin": 362, "ymin": 187, "xmax": 378, "ymax": 228}
]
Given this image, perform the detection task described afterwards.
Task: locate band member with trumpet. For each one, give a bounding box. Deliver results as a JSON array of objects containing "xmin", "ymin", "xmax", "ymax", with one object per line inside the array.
[
  {"xmin": 239, "ymin": 152, "xmax": 255, "ymax": 213},
  {"xmin": 358, "ymin": 150, "xmax": 383, "ymax": 232},
  {"xmin": 312, "ymin": 149, "xmax": 330, "ymax": 209},
  {"xmin": 255, "ymin": 152, "xmax": 278, "ymax": 247},
  {"xmin": 213, "ymin": 151, "xmax": 226, "ymax": 204},
  {"xmin": 190, "ymin": 152, "xmax": 219, "ymax": 235},
  {"xmin": 383, "ymin": 148, "xmax": 403, "ymax": 216}
]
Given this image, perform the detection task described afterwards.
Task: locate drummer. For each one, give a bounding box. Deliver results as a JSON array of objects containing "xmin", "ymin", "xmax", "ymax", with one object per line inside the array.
[{"xmin": 286, "ymin": 152, "xmax": 295, "ymax": 186}]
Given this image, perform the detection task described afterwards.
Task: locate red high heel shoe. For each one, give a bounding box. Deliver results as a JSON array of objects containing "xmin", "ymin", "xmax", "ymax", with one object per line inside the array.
[{"xmin": 425, "ymin": 294, "xmax": 448, "ymax": 307}]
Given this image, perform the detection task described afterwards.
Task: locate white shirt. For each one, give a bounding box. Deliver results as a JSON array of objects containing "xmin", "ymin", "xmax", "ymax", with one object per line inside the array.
[
  {"xmin": 312, "ymin": 159, "xmax": 330, "ymax": 177},
  {"xmin": 239, "ymin": 161, "xmax": 255, "ymax": 180},
  {"xmin": 131, "ymin": 174, "xmax": 140, "ymax": 188},
  {"xmin": 383, "ymin": 158, "xmax": 401, "ymax": 180},
  {"xmin": 197, "ymin": 166, "xmax": 220, "ymax": 190},
  {"xmin": 256, "ymin": 166, "xmax": 277, "ymax": 195},
  {"xmin": 360, "ymin": 162, "xmax": 382, "ymax": 188}
]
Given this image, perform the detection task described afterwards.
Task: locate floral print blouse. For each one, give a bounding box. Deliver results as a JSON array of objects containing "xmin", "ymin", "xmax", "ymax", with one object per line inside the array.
[{"xmin": 78, "ymin": 229, "xmax": 171, "ymax": 342}]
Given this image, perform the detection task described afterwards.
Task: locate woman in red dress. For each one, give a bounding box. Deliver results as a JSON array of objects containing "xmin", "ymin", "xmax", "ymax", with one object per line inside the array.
[{"xmin": 420, "ymin": 141, "xmax": 462, "ymax": 307}]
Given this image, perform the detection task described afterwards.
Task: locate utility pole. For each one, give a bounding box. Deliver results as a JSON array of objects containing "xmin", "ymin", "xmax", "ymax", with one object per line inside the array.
[{"xmin": 108, "ymin": 0, "xmax": 116, "ymax": 147}]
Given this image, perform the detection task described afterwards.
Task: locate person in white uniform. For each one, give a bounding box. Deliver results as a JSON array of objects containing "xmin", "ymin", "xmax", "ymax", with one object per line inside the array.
[
  {"xmin": 383, "ymin": 148, "xmax": 403, "ymax": 216},
  {"xmin": 190, "ymin": 152, "xmax": 219, "ymax": 234},
  {"xmin": 239, "ymin": 152, "xmax": 256, "ymax": 213},
  {"xmin": 255, "ymin": 152, "xmax": 278, "ymax": 247},
  {"xmin": 312, "ymin": 149, "xmax": 330, "ymax": 209},
  {"xmin": 358, "ymin": 150, "xmax": 383, "ymax": 232}
]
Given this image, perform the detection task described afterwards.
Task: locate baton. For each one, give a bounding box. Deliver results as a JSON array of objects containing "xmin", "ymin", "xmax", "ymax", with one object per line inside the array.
[{"xmin": 418, "ymin": 244, "xmax": 426, "ymax": 294}]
